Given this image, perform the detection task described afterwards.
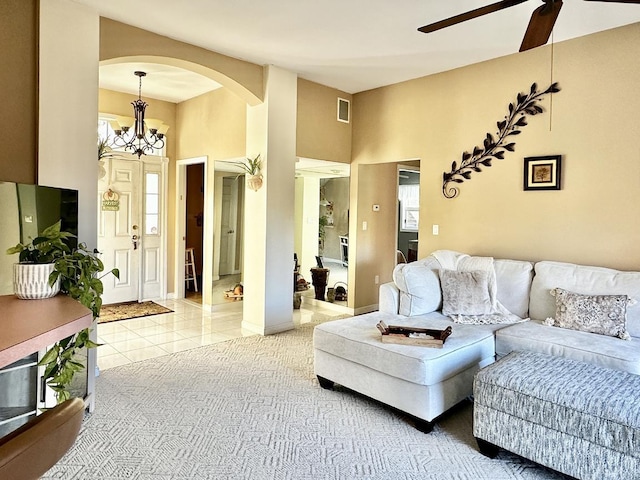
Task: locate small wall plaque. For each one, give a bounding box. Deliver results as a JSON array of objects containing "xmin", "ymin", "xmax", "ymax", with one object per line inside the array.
[
  {"xmin": 102, "ymin": 189, "xmax": 120, "ymax": 211},
  {"xmin": 524, "ymin": 155, "xmax": 562, "ymax": 191}
]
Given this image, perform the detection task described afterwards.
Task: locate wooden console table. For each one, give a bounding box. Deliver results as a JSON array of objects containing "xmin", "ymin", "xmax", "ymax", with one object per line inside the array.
[
  {"xmin": 0, "ymin": 295, "xmax": 95, "ymax": 436},
  {"xmin": 0, "ymin": 295, "xmax": 92, "ymax": 369}
]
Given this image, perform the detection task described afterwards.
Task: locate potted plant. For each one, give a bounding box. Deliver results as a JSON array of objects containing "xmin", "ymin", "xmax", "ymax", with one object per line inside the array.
[
  {"xmin": 6, "ymin": 221, "xmax": 74, "ymax": 299},
  {"xmin": 7, "ymin": 220, "xmax": 119, "ymax": 403},
  {"xmin": 318, "ymin": 215, "xmax": 328, "ymax": 254},
  {"xmin": 234, "ymin": 154, "xmax": 263, "ymax": 191},
  {"xmin": 98, "ymin": 136, "xmax": 120, "ymax": 179}
]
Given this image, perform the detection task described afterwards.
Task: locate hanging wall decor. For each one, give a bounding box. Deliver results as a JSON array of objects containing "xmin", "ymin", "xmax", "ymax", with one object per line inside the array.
[
  {"xmin": 442, "ymin": 82, "xmax": 560, "ymax": 199},
  {"xmin": 523, "ymin": 155, "xmax": 562, "ymax": 191}
]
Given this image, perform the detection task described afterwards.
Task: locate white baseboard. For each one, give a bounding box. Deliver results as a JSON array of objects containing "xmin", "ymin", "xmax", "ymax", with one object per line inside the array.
[
  {"xmin": 300, "ymin": 295, "xmax": 354, "ymax": 315},
  {"xmin": 354, "ymin": 304, "xmax": 378, "ymax": 315}
]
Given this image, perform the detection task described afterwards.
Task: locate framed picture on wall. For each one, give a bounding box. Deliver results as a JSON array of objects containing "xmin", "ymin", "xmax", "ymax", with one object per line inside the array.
[{"xmin": 524, "ymin": 155, "xmax": 562, "ymax": 191}]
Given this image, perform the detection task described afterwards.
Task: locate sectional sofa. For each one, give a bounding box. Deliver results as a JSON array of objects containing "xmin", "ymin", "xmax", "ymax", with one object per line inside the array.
[{"xmin": 313, "ymin": 251, "xmax": 640, "ymax": 431}]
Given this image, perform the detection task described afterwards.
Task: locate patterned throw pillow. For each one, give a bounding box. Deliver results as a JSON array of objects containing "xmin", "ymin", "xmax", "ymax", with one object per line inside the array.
[
  {"xmin": 546, "ymin": 288, "xmax": 631, "ymax": 340},
  {"xmin": 440, "ymin": 269, "xmax": 493, "ymax": 316}
]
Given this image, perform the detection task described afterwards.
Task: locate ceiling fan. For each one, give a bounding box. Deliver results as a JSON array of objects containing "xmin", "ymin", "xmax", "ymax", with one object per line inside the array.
[{"xmin": 418, "ymin": 0, "xmax": 640, "ymax": 52}]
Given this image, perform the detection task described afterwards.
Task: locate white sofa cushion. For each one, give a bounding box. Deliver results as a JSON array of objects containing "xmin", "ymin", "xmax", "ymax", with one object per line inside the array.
[
  {"xmin": 530, "ymin": 261, "xmax": 640, "ymax": 337},
  {"xmin": 495, "ymin": 320, "xmax": 640, "ymax": 375},
  {"xmin": 393, "ymin": 257, "xmax": 441, "ymax": 316},
  {"xmin": 393, "ymin": 256, "xmax": 533, "ymax": 318},
  {"xmin": 494, "ymin": 259, "xmax": 534, "ymax": 319},
  {"xmin": 313, "ymin": 311, "xmax": 496, "ymax": 386}
]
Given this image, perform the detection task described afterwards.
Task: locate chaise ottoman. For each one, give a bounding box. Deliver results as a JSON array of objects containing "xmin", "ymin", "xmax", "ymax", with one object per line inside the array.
[
  {"xmin": 313, "ymin": 311, "xmax": 498, "ymax": 432},
  {"xmin": 473, "ymin": 350, "xmax": 640, "ymax": 479}
]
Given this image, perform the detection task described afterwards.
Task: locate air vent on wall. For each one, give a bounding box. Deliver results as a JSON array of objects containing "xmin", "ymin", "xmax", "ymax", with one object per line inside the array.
[{"xmin": 337, "ymin": 98, "xmax": 350, "ymax": 123}]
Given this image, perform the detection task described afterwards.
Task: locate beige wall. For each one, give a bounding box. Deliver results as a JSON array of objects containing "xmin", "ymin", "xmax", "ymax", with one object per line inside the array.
[
  {"xmin": 100, "ymin": 18, "xmax": 263, "ymax": 105},
  {"xmin": 39, "ymin": 0, "xmax": 100, "ymax": 247},
  {"xmin": 352, "ymin": 23, "xmax": 640, "ymax": 281},
  {"xmin": 297, "ymin": 79, "xmax": 352, "ymax": 163},
  {"xmin": 175, "ymin": 88, "xmax": 247, "ymax": 161},
  {"xmin": 349, "ymin": 163, "xmax": 398, "ymax": 310},
  {"xmin": 0, "ymin": 0, "xmax": 37, "ymax": 184}
]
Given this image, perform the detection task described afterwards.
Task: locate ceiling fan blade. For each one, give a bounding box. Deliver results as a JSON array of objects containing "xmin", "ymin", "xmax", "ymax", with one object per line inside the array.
[
  {"xmin": 418, "ymin": 0, "xmax": 529, "ymax": 33},
  {"xmin": 583, "ymin": 0, "xmax": 640, "ymax": 3},
  {"xmin": 519, "ymin": 0, "xmax": 563, "ymax": 52}
]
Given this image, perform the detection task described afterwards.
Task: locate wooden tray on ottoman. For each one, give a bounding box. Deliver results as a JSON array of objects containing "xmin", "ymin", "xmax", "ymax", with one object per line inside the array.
[{"xmin": 376, "ymin": 320, "xmax": 452, "ymax": 348}]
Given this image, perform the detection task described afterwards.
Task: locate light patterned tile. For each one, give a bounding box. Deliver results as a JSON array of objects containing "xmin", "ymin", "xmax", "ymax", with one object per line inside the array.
[
  {"xmin": 144, "ymin": 331, "xmax": 188, "ymax": 345},
  {"xmin": 120, "ymin": 317, "xmax": 161, "ymax": 330},
  {"xmin": 132, "ymin": 324, "xmax": 177, "ymax": 337},
  {"xmin": 96, "ymin": 344, "xmax": 119, "ymax": 357},
  {"xmin": 110, "ymin": 336, "xmax": 155, "ymax": 353},
  {"xmin": 158, "ymin": 338, "xmax": 203, "ymax": 354},
  {"xmin": 97, "ymin": 353, "xmax": 131, "ymax": 370},
  {"xmin": 99, "ymin": 330, "xmax": 142, "ymax": 344},
  {"xmin": 174, "ymin": 325, "xmax": 212, "ymax": 339},
  {"xmin": 123, "ymin": 345, "xmax": 169, "ymax": 362},
  {"xmin": 97, "ymin": 322, "xmax": 130, "ymax": 335}
]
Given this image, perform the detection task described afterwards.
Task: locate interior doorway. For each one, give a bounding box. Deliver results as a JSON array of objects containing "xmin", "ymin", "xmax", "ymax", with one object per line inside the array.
[
  {"xmin": 185, "ymin": 163, "xmax": 205, "ymax": 302},
  {"xmin": 397, "ymin": 167, "xmax": 420, "ymax": 263},
  {"xmin": 294, "ymin": 158, "xmax": 350, "ymax": 309},
  {"xmin": 175, "ymin": 156, "xmax": 209, "ymax": 304},
  {"xmin": 210, "ymin": 171, "xmax": 244, "ymax": 305}
]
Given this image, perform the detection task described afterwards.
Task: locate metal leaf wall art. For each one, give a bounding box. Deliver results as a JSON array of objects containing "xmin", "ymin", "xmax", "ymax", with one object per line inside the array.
[{"xmin": 442, "ymin": 82, "xmax": 561, "ymax": 199}]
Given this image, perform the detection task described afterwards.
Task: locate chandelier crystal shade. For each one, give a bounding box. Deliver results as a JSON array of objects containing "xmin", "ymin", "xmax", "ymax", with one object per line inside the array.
[{"xmin": 109, "ymin": 71, "xmax": 169, "ymax": 158}]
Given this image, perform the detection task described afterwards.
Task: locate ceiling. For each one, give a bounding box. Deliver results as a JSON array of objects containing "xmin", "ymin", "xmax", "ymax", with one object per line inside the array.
[{"xmin": 82, "ymin": 0, "xmax": 640, "ymax": 100}]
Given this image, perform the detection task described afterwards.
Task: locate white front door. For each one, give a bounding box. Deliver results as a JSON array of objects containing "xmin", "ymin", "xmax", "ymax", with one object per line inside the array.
[{"xmin": 98, "ymin": 155, "xmax": 166, "ymax": 304}]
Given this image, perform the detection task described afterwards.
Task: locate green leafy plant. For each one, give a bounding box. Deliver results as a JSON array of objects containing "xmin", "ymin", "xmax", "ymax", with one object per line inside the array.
[
  {"xmin": 234, "ymin": 154, "xmax": 262, "ymax": 176},
  {"xmin": 98, "ymin": 136, "xmax": 118, "ymax": 161},
  {"xmin": 319, "ymin": 215, "xmax": 328, "ymax": 247},
  {"xmin": 41, "ymin": 242, "xmax": 119, "ymax": 404},
  {"xmin": 7, "ymin": 220, "xmax": 119, "ymax": 404},
  {"xmin": 6, "ymin": 221, "xmax": 74, "ymax": 264}
]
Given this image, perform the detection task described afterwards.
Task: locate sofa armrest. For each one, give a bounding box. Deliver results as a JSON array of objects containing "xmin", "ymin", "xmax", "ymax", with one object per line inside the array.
[{"xmin": 379, "ymin": 282, "xmax": 400, "ymax": 314}]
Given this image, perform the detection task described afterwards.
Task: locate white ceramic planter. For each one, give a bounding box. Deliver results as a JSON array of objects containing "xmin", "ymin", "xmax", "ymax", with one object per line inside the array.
[
  {"xmin": 13, "ymin": 263, "xmax": 61, "ymax": 299},
  {"xmin": 247, "ymin": 174, "xmax": 263, "ymax": 192}
]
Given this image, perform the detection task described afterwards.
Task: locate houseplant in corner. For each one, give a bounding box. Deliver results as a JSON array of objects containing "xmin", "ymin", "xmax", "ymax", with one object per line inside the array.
[
  {"xmin": 234, "ymin": 154, "xmax": 263, "ymax": 191},
  {"xmin": 6, "ymin": 220, "xmax": 119, "ymax": 403},
  {"xmin": 6, "ymin": 220, "xmax": 74, "ymax": 299}
]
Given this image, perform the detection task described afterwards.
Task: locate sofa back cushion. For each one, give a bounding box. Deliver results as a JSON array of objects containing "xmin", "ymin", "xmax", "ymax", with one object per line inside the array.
[
  {"xmin": 394, "ymin": 256, "xmax": 441, "ymax": 316},
  {"xmin": 530, "ymin": 261, "xmax": 640, "ymax": 337},
  {"xmin": 393, "ymin": 256, "xmax": 533, "ymax": 318},
  {"xmin": 494, "ymin": 259, "xmax": 535, "ymax": 318}
]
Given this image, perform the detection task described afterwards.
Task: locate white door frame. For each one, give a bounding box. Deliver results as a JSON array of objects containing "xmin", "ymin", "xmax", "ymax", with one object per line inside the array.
[{"xmin": 175, "ymin": 156, "xmax": 210, "ymax": 306}]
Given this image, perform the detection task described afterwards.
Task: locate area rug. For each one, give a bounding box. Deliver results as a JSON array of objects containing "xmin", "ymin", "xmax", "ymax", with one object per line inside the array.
[
  {"xmin": 98, "ymin": 301, "xmax": 173, "ymax": 323},
  {"xmin": 43, "ymin": 323, "xmax": 568, "ymax": 480}
]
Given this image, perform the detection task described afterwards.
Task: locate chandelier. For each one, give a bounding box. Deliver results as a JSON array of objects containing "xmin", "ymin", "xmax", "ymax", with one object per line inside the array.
[{"xmin": 109, "ymin": 71, "xmax": 168, "ymax": 158}]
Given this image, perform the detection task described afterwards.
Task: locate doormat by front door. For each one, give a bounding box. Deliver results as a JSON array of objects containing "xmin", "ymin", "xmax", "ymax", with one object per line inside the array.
[{"xmin": 98, "ymin": 301, "xmax": 173, "ymax": 324}]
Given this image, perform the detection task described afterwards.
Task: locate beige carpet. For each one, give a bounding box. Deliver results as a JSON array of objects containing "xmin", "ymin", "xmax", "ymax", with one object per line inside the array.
[
  {"xmin": 43, "ymin": 322, "xmax": 567, "ymax": 479},
  {"xmin": 98, "ymin": 301, "xmax": 173, "ymax": 323}
]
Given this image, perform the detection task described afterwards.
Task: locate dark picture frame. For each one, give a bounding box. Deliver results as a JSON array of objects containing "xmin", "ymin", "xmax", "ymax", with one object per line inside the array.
[{"xmin": 523, "ymin": 155, "xmax": 562, "ymax": 191}]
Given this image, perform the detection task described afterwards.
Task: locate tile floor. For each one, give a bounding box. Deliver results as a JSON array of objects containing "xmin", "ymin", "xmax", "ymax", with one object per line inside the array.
[{"xmin": 96, "ymin": 297, "xmax": 350, "ymax": 371}]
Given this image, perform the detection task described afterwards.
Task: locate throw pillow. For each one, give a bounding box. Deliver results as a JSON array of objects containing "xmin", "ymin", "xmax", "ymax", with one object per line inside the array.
[
  {"xmin": 546, "ymin": 288, "xmax": 631, "ymax": 340},
  {"xmin": 440, "ymin": 269, "xmax": 493, "ymax": 316}
]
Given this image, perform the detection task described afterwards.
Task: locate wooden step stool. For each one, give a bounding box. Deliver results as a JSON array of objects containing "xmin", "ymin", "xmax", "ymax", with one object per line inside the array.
[{"xmin": 185, "ymin": 247, "xmax": 198, "ymax": 292}]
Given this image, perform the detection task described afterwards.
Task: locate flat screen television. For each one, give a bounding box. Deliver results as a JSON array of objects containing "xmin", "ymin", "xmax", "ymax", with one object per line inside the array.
[{"xmin": 0, "ymin": 181, "xmax": 79, "ymax": 296}]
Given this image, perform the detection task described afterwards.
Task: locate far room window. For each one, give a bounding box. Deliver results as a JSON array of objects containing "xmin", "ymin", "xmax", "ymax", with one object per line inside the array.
[
  {"xmin": 399, "ymin": 184, "xmax": 419, "ymax": 232},
  {"xmin": 145, "ymin": 172, "xmax": 160, "ymax": 235}
]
